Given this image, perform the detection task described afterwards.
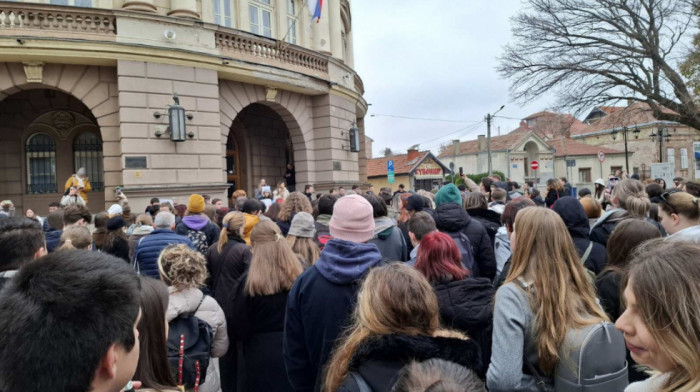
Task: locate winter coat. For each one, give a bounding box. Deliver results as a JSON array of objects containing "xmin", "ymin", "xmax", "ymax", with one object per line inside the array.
[
  {"xmin": 134, "ymin": 229, "xmax": 194, "ymax": 279},
  {"xmin": 64, "ymin": 175, "xmax": 92, "ymax": 204},
  {"xmin": 314, "ymin": 214, "xmax": 332, "ymax": 249},
  {"xmin": 552, "ymin": 197, "xmax": 607, "ymax": 274},
  {"xmin": 433, "ymin": 277, "xmax": 495, "ymax": 375},
  {"xmin": 45, "ymin": 229, "xmax": 63, "ymax": 253},
  {"xmin": 128, "ymin": 225, "xmax": 154, "ymax": 261},
  {"xmin": 667, "ymin": 225, "xmax": 700, "ymax": 244},
  {"xmin": 273, "ymin": 188, "xmax": 290, "ymax": 201},
  {"xmin": 277, "ymin": 216, "xmax": 293, "ymax": 236},
  {"xmin": 167, "ymin": 287, "xmax": 229, "ymax": 392},
  {"xmin": 230, "ymin": 271, "xmax": 293, "ymax": 392},
  {"xmin": 545, "ymin": 189, "xmax": 561, "ymax": 208},
  {"xmin": 60, "ymin": 194, "xmax": 86, "ymax": 207},
  {"xmin": 284, "ymin": 238, "xmax": 383, "ymax": 392},
  {"xmin": 589, "ymin": 209, "xmax": 629, "ymax": 247},
  {"xmin": 429, "ymin": 203, "xmax": 497, "ymax": 280},
  {"xmin": 368, "ymin": 216, "xmax": 408, "ymax": 262},
  {"xmin": 595, "ymin": 270, "xmax": 622, "ymax": 321},
  {"xmin": 531, "ymin": 195, "xmax": 545, "ymax": 207},
  {"xmin": 103, "ymin": 236, "xmax": 130, "ymax": 263},
  {"xmin": 336, "ymin": 334, "xmax": 482, "ymax": 392},
  {"xmin": 175, "ymin": 215, "xmax": 220, "ymax": 247},
  {"xmin": 467, "ymin": 208, "xmax": 501, "ymax": 245}
]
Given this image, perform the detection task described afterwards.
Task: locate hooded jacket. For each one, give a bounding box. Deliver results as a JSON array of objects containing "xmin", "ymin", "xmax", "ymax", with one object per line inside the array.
[
  {"xmin": 368, "ymin": 216, "xmax": 408, "ymax": 262},
  {"xmin": 175, "ymin": 215, "xmax": 220, "ymax": 247},
  {"xmin": 134, "ymin": 229, "xmax": 194, "ymax": 279},
  {"xmin": 466, "ymin": 208, "xmax": 501, "ymax": 244},
  {"xmin": 336, "ymin": 334, "xmax": 483, "ymax": 392},
  {"xmin": 589, "ymin": 208, "xmax": 629, "ymax": 247},
  {"xmin": 284, "ymin": 238, "xmax": 383, "ymax": 392},
  {"xmin": 433, "ymin": 277, "xmax": 495, "ymax": 374},
  {"xmin": 552, "ymin": 197, "xmax": 607, "ymax": 274},
  {"xmin": 430, "ymin": 203, "xmax": 496, "ymax": 280}
]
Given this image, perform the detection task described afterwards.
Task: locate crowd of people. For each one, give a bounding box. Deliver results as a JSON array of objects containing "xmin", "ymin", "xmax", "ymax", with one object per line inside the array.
[{"xmin": 0, "ymin": 171, "xmax": 699, "ymax": 392}]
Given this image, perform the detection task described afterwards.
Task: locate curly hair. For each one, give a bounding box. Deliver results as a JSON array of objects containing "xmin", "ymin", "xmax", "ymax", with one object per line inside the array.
[
  {"xmin": 157, "ymin": 244, "xmax": 208, "ymax": 291},
  {"xmin": 277, "ymin": 192, "xmax": 312, "ymax": 222}
]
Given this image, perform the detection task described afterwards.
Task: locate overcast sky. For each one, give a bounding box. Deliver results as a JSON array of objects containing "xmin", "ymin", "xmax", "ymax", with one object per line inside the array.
[{"xmin": 351, "ymin": 1, "xmax": 557, "ymax": 157}]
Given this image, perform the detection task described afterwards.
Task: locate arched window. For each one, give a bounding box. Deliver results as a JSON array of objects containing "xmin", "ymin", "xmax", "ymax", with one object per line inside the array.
[
  {"xmin": 73, "ymin": 132, "xmax": 104, "ymax": 191},
  {"xmin": 26, "ymin": 133, "xmax": 57, "ymax": 194}
]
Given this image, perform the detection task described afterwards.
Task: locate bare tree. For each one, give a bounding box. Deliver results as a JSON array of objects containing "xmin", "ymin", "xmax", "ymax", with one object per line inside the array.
[
  {"xmin": 382, "ymin": 147, "xmax": 393, "ymax": 157},
  {"xmin": 500, "ymin": 0, "xmax": 700, "ymax": 129}
]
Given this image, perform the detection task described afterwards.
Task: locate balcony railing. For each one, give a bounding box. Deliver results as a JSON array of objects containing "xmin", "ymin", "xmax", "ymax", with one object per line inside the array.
[{"xmin": 0, "ymin": 2, "xmax": 116, "ymax": 37}]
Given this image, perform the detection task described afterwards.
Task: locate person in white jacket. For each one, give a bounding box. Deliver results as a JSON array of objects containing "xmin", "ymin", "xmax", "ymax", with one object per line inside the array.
[
  {"xmin": 60, "ymin": 185, "xmax": 86, "ymax": 207},
  {"xmin": 158, "ymin": 244, "xmax": 229, "ymax": 392}
]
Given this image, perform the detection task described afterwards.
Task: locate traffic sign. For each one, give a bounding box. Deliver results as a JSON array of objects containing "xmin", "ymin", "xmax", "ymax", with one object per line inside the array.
[
  {"xmin": 387, "ymin": 160, "xmax": 395, "ymax": 184},
  {"xmin": 531, "ymin": 160, "xmax": 539, "ymax": 170},
  {"xmin": 597, "ymin": 150, "xmax": 606, "ymax": 163}
]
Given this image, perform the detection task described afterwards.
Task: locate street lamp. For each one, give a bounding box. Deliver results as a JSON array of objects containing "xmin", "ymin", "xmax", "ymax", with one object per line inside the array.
[
  {"xmin": 649, "ymin": 126, "xmax": 672, "ymax": 163},
  {"xmin": 610, "ymin": 125, "xmax": 640, "ymax": 173}
]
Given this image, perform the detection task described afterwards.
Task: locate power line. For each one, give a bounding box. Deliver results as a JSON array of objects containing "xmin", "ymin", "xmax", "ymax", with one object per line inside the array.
[
  {"xmin": 370, "ymin": 113, "xmax": 481, "ymax": 124},
  {"xmin": 388, "ymin": 120, "xmax": 485, "ymax": 153}
]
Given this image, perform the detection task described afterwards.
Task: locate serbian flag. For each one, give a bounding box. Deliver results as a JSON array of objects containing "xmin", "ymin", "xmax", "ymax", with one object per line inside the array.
[{"xmin": 308, "ymin": 0, "xmax": 323, "ymax": 23}]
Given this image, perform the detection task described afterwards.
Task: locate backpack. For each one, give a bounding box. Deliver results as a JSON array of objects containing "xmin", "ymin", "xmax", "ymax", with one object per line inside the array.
[
  {"xmin": 314, "ymin": 222, "xmax": 333, "ymax": 250},
  {"xmin": 446, "ymin": 231, "xmax": 477, "ymax": 276},
  {"xmin": 187, "ymin": 229, "xmax": 209, "ymax": 254},
  {"xmin": 167, "ymin": 295, "xmax": 214, "ymax": 390}
]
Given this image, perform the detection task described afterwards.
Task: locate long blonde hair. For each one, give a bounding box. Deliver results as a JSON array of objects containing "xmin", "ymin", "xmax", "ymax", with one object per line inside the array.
[
  {"xmin": 59, "ymin": 226, "xmax": 92, "ymax": 250},
  {"xmin": 505, "ymin": 207, "xmax": 608, "ymax": 373},
  {"xmin": 612, "ymin": 179, "xmax": 650, "ymax": 217},
  {"xmin": 277, "ymin": 192, "xmax": 312, "ymax": 222},
  {"xmin": 286, "ymin": 235, "xmax": 320, "ymax": 267},
  {"xmin": 324, "ymin": 263, "xmax": 443, "ymax": 392},
  {"xmin": 246, "ymin": 221, "xmax": 303, "ymax": 296},
  {"xmin": 625, "ymin": 239, "xmax": 700, "ymax": 392},
  {"xmin": 217, "ymin": 212, "xmax": 246, "ymax": 254}
]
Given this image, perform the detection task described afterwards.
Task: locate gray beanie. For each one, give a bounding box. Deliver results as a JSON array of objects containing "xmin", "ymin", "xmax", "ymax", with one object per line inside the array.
[{"xmin": 288, "ymin": 212, "xmax": 316, "ymax": 238}]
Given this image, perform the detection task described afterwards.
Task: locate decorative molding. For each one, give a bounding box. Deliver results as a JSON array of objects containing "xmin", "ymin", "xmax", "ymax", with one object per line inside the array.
[
  {"xmin": 265, "ymin": 87, "xmax": 278, "ymax": 102},
  {"xmin": 23, "ymin": 61, "xmax": 45, "ymax": 83},
  {"xmin": 51, "ymin": 111, "xmax": 75, "ymax": 140},
  {"xmin": 121, "ymin": 0, "xmax": 157, "ymax": 13}
]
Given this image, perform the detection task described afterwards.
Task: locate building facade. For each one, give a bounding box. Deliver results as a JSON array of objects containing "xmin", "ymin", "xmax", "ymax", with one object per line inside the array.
[
  {"xmin": 0, "ymin": 0, "xmax": 367, "ymax": 213},
  {"xmin": 367, "ymin": 148, "xmax": 449, "ymax": 192}
]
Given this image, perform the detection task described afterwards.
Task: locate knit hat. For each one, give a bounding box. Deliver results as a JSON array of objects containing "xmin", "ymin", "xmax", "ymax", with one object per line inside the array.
[
  {"xmin": 288, "ymin": 212, "xmax": 316, "ymax": 238},
  {"xmin": 107, "ymin": 204, "xmax": 123, "ymax": 216},
  {"xmin": 188, "ymin": 194, "xmax": 205, "ymax": 213},
  {"xmin": 434, "ymin": 184, "xmax": 462, "ymax": 206},
  {"xmin": 330, "ymin": 194, "xmax": 375, "ymax": 243},
  {"xmin": 107, "ymin": 216, "xmax": 125, "ymax": 231},
  {"xmin": 405, "ymin": 194, "xmax": 425, "ymax": 212}
]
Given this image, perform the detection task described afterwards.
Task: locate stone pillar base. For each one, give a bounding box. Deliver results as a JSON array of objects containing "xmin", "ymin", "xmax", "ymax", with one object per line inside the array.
[
  {"xmin": 167, "ymin": 9, "xmax": 200, "ymax": 19},
  {"xmin": 122, "ymin": 1, "xmax": 157, "ymax": 12}
]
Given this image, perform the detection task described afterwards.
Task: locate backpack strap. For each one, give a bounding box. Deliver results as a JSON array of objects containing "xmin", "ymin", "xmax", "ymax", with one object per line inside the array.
[
  {"xmin": 188, "ymin": 294, "xmax": 206, "ymax": 317},
  {"xmin": 580, "ymin": 241, "xmax": 594, "ymax": 264},
  {"xmin": 349, "ymin": 372, "xmax": 372, "ymax": 392}
]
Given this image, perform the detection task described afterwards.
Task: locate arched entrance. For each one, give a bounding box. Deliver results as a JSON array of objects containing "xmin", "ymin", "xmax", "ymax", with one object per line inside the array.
[
  {"xmin": 226, "ymin": 103, "xmax": 294, "ymax": 199},
  {"xmin": 0, "ymin": 89, "xmax": 105, "ymax": 213},
  {"xmin": 524, "ymin": 141, "xmax": 540, "ymax": 181}
]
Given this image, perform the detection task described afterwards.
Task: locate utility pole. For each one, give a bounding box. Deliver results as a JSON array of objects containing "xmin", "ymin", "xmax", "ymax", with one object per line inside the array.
[{"xmin": 486, "ymin": 105, "xmax": 505, "ymax": 175}]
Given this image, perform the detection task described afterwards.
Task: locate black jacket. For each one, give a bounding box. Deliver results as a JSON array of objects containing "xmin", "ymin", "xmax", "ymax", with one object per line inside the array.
[
  {"xmin": 552, "ymin": 197, "xmax": 607, "ymax": 274},
  {"xmin": 595, "ymin": 270, "xmax": 622, "ymax": 321},
  {"xmin": 429, "ymin": 204, "xmax": 496, "ymax": 280},
  {"xmin": 103, "ymin": 237, "xmax": 130, "ymax": 263},
  {"xmin": 337, "ymin": 334, "xmax": 482, "ymax": 392},
  {"xmin": 433, "ymin": 277, "xmax": 495, "ymax": 375},
  {"xmin": 465, "ymin": 208, "xmax": 501, "ymax": 245},
  {"xmin": 545, "ymin": 189, "xmax": 562, "ymax": 208},
  {"xmin": 206, "ymin": 235, "xmax": 251, "ymax": 302}
]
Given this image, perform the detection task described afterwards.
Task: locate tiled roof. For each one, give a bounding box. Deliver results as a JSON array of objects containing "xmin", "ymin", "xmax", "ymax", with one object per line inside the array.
[
  {"xmin": 437, "ymin": 133, "xmax": 527, "ymax": 158},
  {"xmin": 367, "ymin": 151, "xmax": 429, "ymax": 177},
  {"xmin": 573, "ymin": 102, "xmax": 678, "ymax": 136},
  {"xmin": 547, "ymin": 137, "xmax": 623, "ymax": 157}
]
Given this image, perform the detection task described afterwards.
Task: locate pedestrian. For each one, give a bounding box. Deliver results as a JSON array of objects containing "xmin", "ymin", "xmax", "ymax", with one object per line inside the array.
[
  {"xmin": 560, "ymin": 177, "xmax": 572, "ymax": 196},
  {"xmin": 323, "ymin": 263, "xmax": 482, "ymax": 391},
  {"xmin": 264, "ymin": 202, "xmax": 282, "ymax": 222},
  {"xmin": 128, "ymin": 213, "xmax": 155, "ymax": 261},
  {"xmin": 286, "ymin": 212, "xmax": 320, "ymax": 268},
  {"xmin": 645, "ymin": 182, "xmax": 664, "ymax": 204},
  {"xmin": 132, "ymin": 276, "xmax": 178, "ymax": 391},
  {"xmin": 414, "ymin": 231, "xmax": 495, "ymax": 373},
  {"xmin": 488, "ymin": 188, "xmax": 507, "ymax": 214},
  {"xmin": 487, "ymin": 207, "xmax": 612, "ymax": 391},
  {"xmin": 364, "ymin": 194, "xmax": 408, "ymax": 262},
  {"xmin": 285, "ymin": 163, "xmax": 296, "ymax": 192},
  {"xmin": 231, "ymin": 221, "xmax": 303, "ymax": 392},
  {"xmin": 552, "ymin": 197, "xmax": 607, "ymax": 275},
  {"xmin": 284, "ymin": 194, "xmax": 383, "ymax": 392},
  {"xmin": 494, "ymin": 198, "xmax": 536, "ymax": 287},
  {"xmin": 261, "ymin": 186, "xmax": 274, "ymax": 209},
  {"xmin": 44, "ymin": 210, "xmax": 64, "ymax": 252},
  {"xmin": 63, "ymin": 167, "xmax": 92, "ymax": 205},
  {"xmin": 406, "ymin": 211, "xmax": 437, "ymax": 264},
  {"xmin": 314, "ymin": 194, "xmax": 336, "ymax": 249},
  {"xmin": 58, "ymin": 225, "xmax": 93, "ymax": 251},
  {"xmin": 60, "ymin": 185, "xmax": 87, "ymax": 207},
  {"xmin": 658, "ymin": 190, "xmax": 700, "ymax": 243},
  {"xmin": 276, "ymin": 191, "xmax": 313, "ymax": 236},
  {"xmin": 303, "ymin": 184, "xmax": 314, "ymax": 202},
  {"xmin": 159, "ymin": 244, "xmax": 229, "ymax": 392},
  {"xmin": 206, "ymin": 211, "xmax": 250, "ymax": 392},
  {"xmin": 544, "ymin": 178, "xmax": 563, "ymax": 208},
  {"xmin": 92, "ymin": 211, "xmax": 109, "ymax": 251},
  {"xmin": 464, "ymin": 192, "xmax": 500, "ymax": 244},
  {"xmin": 46, "ymin": 205, "xmax": 92, "ymax": 253},
  {"xmin": 526, "ymin": 187, "xmax": 545, "ymax": 207},
  {"xmin": 42, "ymin": 201, "xmax": 61, "ymax": 232},
  {"xmin": 430, "ymin": 184, "xmax": 496, "ymax": 280},
  {"xmin": 255, "ymin": 179, "xmax": 268, "ymax": 200},
  {"xmin": 392, "ymin": 359, "xmax": 486, "ymax": 392},
  {"xmin": 684, "ymin": 180, "xmax": 700, "ymax": 197},
  {"xmin": 175, "ymin": 194, "xmax": 221, "ymax": 253},
  {"xmin": 103, "ymin": 216, "xmax": 130, "ymax": 263},
  {"xmin": 0, "ymin": 200, "xmax": 14, "ymax": 219},
  {"xmin": 134, "ymin": 212, "xmax": 194, "ymax": 279},
  {"xmin": 241, "ymin": 199, "xmax": 262, "ymax": 245},
  {"xmin": 616, "ymin": 239, "xmax": 700, "ymax": 391},
  {"xmin": 654, "ymin": 177, "xmax": 667, "ymax": 190},
  {"xmin": 579, "ymin": 196, "xmax": 602, "ymax": 228},
  {"xmin": 274, "ymin": 181, "xmax": 290, "ymax": 201},
  {"xmin": 0, "ymin": 217, "xmax": 45, "ymax": 290},
  {"xmin": 594, "ymin": 178, "xmax": 606, "ymax": 205},
  {"xmin": 480, "ymin": 177, "xmax": 494, "ymax": 202}
]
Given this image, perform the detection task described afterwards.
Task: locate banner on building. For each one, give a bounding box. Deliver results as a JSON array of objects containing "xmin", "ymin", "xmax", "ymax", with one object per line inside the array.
[{"xmin": 413, "ymin": 158, "xmax": 443, "ymax": 179}]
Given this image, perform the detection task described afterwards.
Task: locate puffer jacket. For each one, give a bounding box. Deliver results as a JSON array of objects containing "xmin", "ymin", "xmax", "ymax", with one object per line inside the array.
[
  {"xmin": 368, "ymin": 216, "xmax": 408, "ymax": 262},
  {"xmin": 466, "ymin": 208, "xmax": 501, "ymax": 244},
  {"xmin": 134, "ymin": 229, "xmax": 193, "ymax": 279},
  {"xmin": 175, "ymin": 215, "xmax": 220, "ymax": 247},
  {"xmin": 167, "ymin": 287, "xmax": 229, "ymax": 392},
  {"xmin": 430, "ymin": 203, "xmax": 496, "ymax": 280},
  {"xmin": 552, "ymin": 197, "xmax": 607, "ymax": 274}
]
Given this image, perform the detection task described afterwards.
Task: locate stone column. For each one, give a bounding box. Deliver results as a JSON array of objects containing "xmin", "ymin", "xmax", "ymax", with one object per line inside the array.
[
  {"xmin": 237, "ymin": 0, "xmax": 251, "ymax": 32},
  {"xmin": 311, "ymin": 0, "xmax": 332, "ymax": 54},
  {"xmin": 121, "ymin": 0, "xmax": 157, "ymax": 13},
  {"xmin": 168, "ymin": 0, "xmax": 200, "ymax": 19},
  {"xmin": 328, "ymin": 0, "xmax": 343, "ymax": 60},
  {"xmin": 345, "ymin": 30, "xmax": 354, "ymax": 68}
]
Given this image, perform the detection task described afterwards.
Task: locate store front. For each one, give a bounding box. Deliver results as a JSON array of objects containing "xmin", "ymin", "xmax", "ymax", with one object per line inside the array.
[{"xmin": 412, "ymin": 157, "xmax": 445, "ymax": 191}]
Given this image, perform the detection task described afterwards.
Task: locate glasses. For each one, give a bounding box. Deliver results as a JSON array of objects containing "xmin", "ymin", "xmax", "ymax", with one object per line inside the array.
[{"xmin": 659, "ymin": 189, "xmax": 683, "ymax": 215}]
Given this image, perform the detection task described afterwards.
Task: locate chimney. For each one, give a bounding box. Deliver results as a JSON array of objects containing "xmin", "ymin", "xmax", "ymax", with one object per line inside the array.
[
  {"xmin": 452, "ymin": 139, "xmax": 460, "ymax": 155},
  {"xmin": 520, "ymin": 120, "xmax": 527, "ymax": 128},
  {"xmin": 477, "ymin": 135, "xmax": 486, "ymax": 152},
  {"xmin": 407, "ymin": 146, "xmax": 419, "ymax": 162}
]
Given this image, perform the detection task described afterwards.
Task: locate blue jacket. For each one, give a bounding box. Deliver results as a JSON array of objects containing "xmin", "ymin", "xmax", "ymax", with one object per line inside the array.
[
  {"xmin": 134, "ymin": 229, "xmax": 193, "ymax": 279},
  {"xmin": 283, "ymin": 238, "xmax": 383, "ymax": 392},
  {"xmin": 45, "ymin": 230, "xmax": 63, "ymax": 253}
]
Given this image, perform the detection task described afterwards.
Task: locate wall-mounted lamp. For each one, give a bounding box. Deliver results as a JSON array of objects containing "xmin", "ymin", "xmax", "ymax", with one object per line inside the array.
[
  {"xmin": 153, "ymin": 93, "xmax": 194, "ymax": 142},
  {"xmin": 340, "ymin": 122, "xmax": 361, "ymax": 152}
]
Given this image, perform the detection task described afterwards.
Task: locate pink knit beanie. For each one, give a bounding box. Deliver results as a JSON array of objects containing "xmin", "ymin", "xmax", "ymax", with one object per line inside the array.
[{"xmin": 330, "ymin": 194, "xmax": 375, "ymax": 243}]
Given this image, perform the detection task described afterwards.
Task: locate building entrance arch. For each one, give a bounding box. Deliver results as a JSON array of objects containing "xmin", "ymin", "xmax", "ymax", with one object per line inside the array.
[{"xmin": 524, "ymin": 141, "xmax": 540, "ymax": 181}]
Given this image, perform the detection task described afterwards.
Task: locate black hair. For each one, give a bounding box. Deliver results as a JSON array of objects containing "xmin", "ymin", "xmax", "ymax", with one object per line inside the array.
[
  {"xmin": 0, "ymin": 218, "xmax": 44, "ymax": 272},
  {"xmin": 257, "ymin": 200, "xmax": 267, "ymax": 213},
  {"xmin": 560, "ymin": 177, "xmax": 568, "ymax": 183},
  {"xmin": 526, "ymin": 181, "xmax": 534, "ymax": 188},
  {"xmin": 242, "ymin": 199, "xmax": 261, "ymax": 214},
  {"xmin": 318, "ymin": 194, "xmax": 337, "ymax": 216},
  {"xmin": 363, "ymin": 194, "xmax": 387, "ymax": 218},
  {"xmin": 399, "ymin": 184, "xmax": 405, "ymax": 189},
  {"xmin": 457, "ymin": 184, "xmax": 466, "ymax": 192},
  {"xmin": 49, "ymin": 201, "xmax": 61, "ymax": 208},
  {"xmin": 63, "ymin": 205, "xmax": 92, "ymax": 226},
  {"xmin": 150, "ymin": 197, "xmax": 160, "ymax": 205},
  {"xmin": 578, "ymin": 188, "xmax": 592, "ymax": 198},
  {"xmin": 351, "ymin": 185, "xmax": 359, "ymax": 190},
  {"xmin": 645, "ymin": 182, "xmax": 663, "ymax": 199},
  {"xmin": 0, "ymin": 250, "xmax": 140, "ymax": 392},
  {"xmin": 304, "ymin": 184, "xmax": 313, "ymax": 192},
  {"xmin": 408, "ymin": 211, "xmax": 437, "ymax": 241}
]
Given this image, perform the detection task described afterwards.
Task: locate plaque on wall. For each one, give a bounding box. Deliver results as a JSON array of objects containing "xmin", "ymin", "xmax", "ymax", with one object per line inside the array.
[{"xmin": 125, "ymin": 156, "xmax": 148, "ymax": 169}]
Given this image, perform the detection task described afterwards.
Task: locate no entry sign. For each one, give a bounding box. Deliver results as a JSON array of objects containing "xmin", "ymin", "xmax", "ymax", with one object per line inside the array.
[
  {"xmin": 531, "ymin": 160, "xmax": 539, "ymax": 170},
  {"xmin": 598, "ymin": 150, "xmax": 606, "ymax": 163}
]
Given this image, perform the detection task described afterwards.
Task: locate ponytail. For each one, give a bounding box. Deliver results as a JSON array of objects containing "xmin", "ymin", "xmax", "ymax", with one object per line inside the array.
[
  {"xmin": 217, "ymin": 212, "xmax": 246, "ymax": 253},
  {"xmin": 659, "ymin": 191, "xmax": 700, "ymax": 221},
  {"xmin": 59, "ymin": 239, "xmax": 76, "ymax": 250},
  {"xmin": 59, "ymin": 226, "xmax": 92, "ymax": 250},
  {"xmin": 613, "ymin": 179, "xmax": 650, "ymax": 217}
]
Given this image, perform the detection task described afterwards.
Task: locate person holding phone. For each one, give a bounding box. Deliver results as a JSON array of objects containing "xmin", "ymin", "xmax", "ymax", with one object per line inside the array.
[{"xmin": 64, "ymin": 167, "xmax": 92, "ymax": 205}]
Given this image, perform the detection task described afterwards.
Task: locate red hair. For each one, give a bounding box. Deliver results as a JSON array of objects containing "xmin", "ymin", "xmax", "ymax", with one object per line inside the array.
[{"xmin": 415, "ymin": 231, "xmax": 469, "ymax": 282}]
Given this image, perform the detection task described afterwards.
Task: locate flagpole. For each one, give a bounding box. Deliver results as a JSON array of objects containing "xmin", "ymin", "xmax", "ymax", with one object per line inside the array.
[{"xmin": 280, "ymin": 0, "xmax": 311, "ymax": 45}]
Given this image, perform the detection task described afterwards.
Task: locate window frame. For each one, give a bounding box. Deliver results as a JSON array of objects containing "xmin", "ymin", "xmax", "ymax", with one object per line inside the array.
[
  {"xmin": 73, "ymin": 131, "xmax": 104, "ymax": 191},
  {"xmin": 214, "ymin": 0, "xmax": 235, "ymax": 28},
  {"xmin": 25, "ymin": 133, "xmax": 58, "ymax": 195},
  {"xmin": 578, "ymin": 168, "xmax": 592, "ymax": 183},
  {"xmin": 249, "ymin": 0, "xmax": 274, "ymax": 38},
  {"xmin": 49, "ymin": 0, "xmax": 93, "ymax": 7}
]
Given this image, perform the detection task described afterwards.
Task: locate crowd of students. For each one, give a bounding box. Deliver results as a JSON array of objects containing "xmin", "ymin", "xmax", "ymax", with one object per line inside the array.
[{"xmin": 0, "ymin": 173, "xmax": 699, "ymax": 392}]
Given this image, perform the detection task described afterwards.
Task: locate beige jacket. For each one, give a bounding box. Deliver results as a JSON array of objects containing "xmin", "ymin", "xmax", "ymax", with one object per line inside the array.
[{"xmin": 167, "ymin": 287, "xmax": 229, "ymax": 392}]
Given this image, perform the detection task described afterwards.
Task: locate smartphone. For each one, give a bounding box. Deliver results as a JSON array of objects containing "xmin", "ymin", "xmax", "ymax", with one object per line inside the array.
[{"xmin": 115, "ymin": 187, "xmax": 122, "ymax": 195}]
